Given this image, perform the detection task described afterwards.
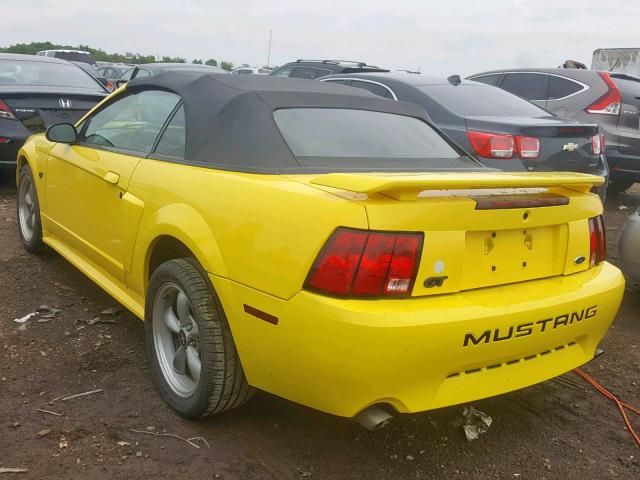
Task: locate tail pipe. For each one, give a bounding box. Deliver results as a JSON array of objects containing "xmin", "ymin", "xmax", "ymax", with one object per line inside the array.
[{"xmin": 353, "ymin": 406, "xmax": 394, "ymax": 431}]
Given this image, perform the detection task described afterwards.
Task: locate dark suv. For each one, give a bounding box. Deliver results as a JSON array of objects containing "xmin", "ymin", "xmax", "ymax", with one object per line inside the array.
[
  {"xmin": 270, "ymin": 59, "xmax": 388, "ymax": 80},
  {"xmin": 468, "ymin": 68, "xmax": 640, "ymax": 193}
]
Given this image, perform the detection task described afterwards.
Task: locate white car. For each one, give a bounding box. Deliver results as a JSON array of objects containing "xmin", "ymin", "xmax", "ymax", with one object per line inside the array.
[{"xmin": 231, "ymin": 67, "xmax": 267, "ymax": 75}]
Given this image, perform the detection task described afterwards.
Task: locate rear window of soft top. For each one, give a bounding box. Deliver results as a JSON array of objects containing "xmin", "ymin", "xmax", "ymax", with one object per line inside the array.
[{"xmin": 273, "ymin": 108, "xmax": 479, "ymax": 170}]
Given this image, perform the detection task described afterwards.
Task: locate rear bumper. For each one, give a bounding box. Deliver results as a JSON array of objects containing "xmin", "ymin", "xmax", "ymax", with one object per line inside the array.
[
  {"xmin": 619, "ymin": 210, "xmax": 640, "ymax": 283},
  {"xmin": 213, "ymin": 262, "xmax": 625, "ymax": 417},
  {"xmin": 606, "ymin": 148, "xmax": 640, "ymax": 181}
]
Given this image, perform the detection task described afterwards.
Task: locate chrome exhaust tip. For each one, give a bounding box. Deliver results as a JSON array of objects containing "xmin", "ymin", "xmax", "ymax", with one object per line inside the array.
[{"xmin": 353, "ymin": 406, "xmax": 394, "ymax": 431}]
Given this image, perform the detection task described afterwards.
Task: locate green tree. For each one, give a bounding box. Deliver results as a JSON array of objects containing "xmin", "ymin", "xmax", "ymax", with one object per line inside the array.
[
  {"xmin": 205, "ymin": 59, "xmax": 218, "ymax": 67},
  {"xmin": 192, "ymin": 59, "xmax": 203, "ymax": 64},
  {"xmin": 220, "ymin": 61, "xmax": 234, "ymax": 71},
  {"xmin": 162, "ymin": 56, "xmax": 186, "ymax": 63}
]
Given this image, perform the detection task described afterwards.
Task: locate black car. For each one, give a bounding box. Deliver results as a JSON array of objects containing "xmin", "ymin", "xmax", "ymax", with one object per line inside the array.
[
  {"xmin": 118, "ymin": 63, "xmax": 228, "ymax": 85},
  {"xmin": 271, "ymin": 59, "xmax": 388, "ymax": 80},
  {"xmin": 0, "ymin": 54, "xmax": 108, "ymax": 172},
  {"xmin": 319, "ymin": 73, "xmax": 608, "ymax": 193}
]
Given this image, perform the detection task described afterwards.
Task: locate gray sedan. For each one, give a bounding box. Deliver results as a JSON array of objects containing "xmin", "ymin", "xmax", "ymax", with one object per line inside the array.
[{"xmin": 619, "ymin": 207, "xmax": 640, "ymax": 284}]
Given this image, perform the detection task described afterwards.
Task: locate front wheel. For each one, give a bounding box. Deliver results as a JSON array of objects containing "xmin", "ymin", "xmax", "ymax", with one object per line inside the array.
[
  {"xmin": 17, "ymin": 164, "xmax": 44, "ymax": 253},
  {"xmin": 145, "ymin": 258, "xmax": 253, "ymax": 418}
]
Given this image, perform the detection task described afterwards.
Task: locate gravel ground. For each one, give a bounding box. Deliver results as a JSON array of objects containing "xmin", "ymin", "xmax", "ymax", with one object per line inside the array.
[{"xmin": 1, "ymin": 173, "xmax": 638, "ymax": 479}]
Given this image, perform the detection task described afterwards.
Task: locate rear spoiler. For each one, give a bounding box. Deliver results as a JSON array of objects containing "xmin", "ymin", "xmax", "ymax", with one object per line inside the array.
[{"xmin": 310, "ymin": 172, "xmax": 604, "ymax": 201}]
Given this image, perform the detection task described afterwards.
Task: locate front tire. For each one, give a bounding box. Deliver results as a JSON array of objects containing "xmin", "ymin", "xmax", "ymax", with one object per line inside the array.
[
  {"xmin": 145, "ymin": 258, "xmax": 253, "ymax": 418},
  {"xmin": 17, "ymin": 164, "xmax": 44, "ymax": 253}
]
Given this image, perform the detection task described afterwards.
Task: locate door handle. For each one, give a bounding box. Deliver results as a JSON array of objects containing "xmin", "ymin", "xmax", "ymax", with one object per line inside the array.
[{"xmin": 103, "ymin": 171, "xmax": 120, "ymax": 184}]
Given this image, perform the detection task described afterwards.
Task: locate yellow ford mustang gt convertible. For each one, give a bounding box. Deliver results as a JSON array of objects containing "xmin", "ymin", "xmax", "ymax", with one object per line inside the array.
[{"xmin": 16, "ymin": 73, "xmax": 624, "ymax": 427}]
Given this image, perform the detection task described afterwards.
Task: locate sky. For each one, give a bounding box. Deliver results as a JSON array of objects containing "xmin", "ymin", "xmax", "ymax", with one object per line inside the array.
[{"xmin": 4, "ymin": 0, "xmax": 640, "ymax": 75}]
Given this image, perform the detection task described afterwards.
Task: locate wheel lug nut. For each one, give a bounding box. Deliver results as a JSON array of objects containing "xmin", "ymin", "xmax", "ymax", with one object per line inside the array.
[{"xmin": 186, "ymin": 325, "xmax": 192, "ymax": 331}]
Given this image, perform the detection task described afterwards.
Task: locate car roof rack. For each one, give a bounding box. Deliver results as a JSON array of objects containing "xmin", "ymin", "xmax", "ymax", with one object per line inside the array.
[{"xmin": 294, "ymin": 59, "xmax": 384, "ymax": 69}]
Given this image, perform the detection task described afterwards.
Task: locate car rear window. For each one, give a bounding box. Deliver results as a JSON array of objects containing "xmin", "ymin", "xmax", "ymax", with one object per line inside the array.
[
  {"xmin": 53, "ymin": 52, "xmax": 95, "ymax": 65},
  {"xmin": 0, "ymin": 59, "xmax": 104, "ymax": 90},
  {"xmin": 419, "ymin": 84, "xmax": 549, "ymax": 117},
  {"xmin": 273, "ymin": 108, "xmax": 478, "ymax": 169}
]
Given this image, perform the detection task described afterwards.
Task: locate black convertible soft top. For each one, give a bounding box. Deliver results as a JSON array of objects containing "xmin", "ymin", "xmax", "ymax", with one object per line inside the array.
[{"xmin": 127, "ymin": 72, "xmax": 437, "ymax": 173}]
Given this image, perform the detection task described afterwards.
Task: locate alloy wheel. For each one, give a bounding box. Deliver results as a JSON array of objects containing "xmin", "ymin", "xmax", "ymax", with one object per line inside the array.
[
  {"xmin": 152, "ymin": 282, "xmax": 202, "ymax": 397},
  {"xmin": 18, "ymin": 174, "xmax": 36, "ymax": 242}
]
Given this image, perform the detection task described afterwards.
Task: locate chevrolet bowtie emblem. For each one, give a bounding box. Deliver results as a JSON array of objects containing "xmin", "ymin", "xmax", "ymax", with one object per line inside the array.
[{"xmin": 563, "ymin": 142, "xmax": 579, "ymax": 152}]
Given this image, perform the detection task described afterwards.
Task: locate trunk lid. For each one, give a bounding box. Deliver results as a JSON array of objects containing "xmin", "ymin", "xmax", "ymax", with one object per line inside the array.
[
  {"xmin": 465, "ymin": 116, "xmax": 602, "ymax": 173},
  {"xmin": 2, "ymin": 90, "xmax": 104, "ymax": 134},
  {"xmin": 297, "ymin": 171, "xmax": 604, "ymax": 296}
]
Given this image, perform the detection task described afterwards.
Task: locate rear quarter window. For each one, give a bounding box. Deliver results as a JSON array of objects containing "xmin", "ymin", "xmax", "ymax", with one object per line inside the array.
[{"xmin": 548, "ymin": 76, "xmax": 584, "ymax": 99}]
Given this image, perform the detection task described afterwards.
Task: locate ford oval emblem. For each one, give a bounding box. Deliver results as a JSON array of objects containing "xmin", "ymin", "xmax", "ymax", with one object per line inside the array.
[{"xmin": 574, "ymin": 255, "xmax": 586, "ymax": 265}]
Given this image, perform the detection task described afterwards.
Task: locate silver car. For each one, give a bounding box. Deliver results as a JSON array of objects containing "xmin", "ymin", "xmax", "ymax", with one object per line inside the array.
[{"xmin": 619, "ymin": 207, "xmax": 640, "ymax": 284}]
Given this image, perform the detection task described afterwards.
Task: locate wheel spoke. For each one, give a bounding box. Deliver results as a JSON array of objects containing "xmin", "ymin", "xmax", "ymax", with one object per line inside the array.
[
  {"xmin": 172, "ymin": 345, "xmax": 187, "ymax": 375},
  {"xmin": 176, "ymin": 291, "xmax": 191, "ymax": 325},
  {"xmin": 186, "ymin": 346, "xmax": 201, "ymax": 383},
  {"xmin": 163, "ymin": 307, "xmax": 181, "ymax": 334},
  {"xmin": 24, "ymin": 191, "xmax": 32, "ymax": 207}
]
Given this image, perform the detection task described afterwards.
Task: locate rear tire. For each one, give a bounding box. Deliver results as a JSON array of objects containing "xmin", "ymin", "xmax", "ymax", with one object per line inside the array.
[
  {"xmin": 608, "ymin": 179, "xmax": 634, "ymax": 195},
  {"xmin": 17, "ymin": 164, "xmax": 44, "ymax": 253},
  {"xmin": 145, "ymin": 258, "xmax": 253, "ymax": 418}
]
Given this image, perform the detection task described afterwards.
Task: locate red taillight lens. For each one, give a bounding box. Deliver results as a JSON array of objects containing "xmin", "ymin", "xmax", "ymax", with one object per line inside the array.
[
  {"xmin": 586, "ymin": 72, "xmax": 621, "ymax": 116},
  {"xmin": 468, "ymin": 131, "xmax": 541, "ymax": 160},
  {"xmin": 516, "ymin": 136, "xmax": 540, "ymax": 159},
  {"xmin": 591, "ymin": 133, "xmax": 605, "ymax": 155},
  {"xmin": 467, "ymin": 131, "xmax": 514, "ymax": 159},
  {"xmin": 305, "ymin": 229, "xmax": 367, "ymax": 296},
  {"xmin": 588, "ymin": 215, "xmax": 606, "ymax": 267},
  {"xmin": 0, "ymin": 99, "xmax": 16, "ymax": 120},
  {"xmin": 106, "ymin": 80, "xmax": 114, "ymax": 91},
  {"xmin": 305, "ymin": 228, "xmax": 423, "ymax": 298}
]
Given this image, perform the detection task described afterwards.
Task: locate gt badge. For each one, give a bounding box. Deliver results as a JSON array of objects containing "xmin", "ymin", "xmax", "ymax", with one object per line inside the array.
[{"xmin": 424, "ymin": 276, "xmax": 448, "ymax": 288}]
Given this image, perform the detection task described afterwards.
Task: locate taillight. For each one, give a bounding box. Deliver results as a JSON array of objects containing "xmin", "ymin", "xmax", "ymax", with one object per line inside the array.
[
  {"xmin": 588, "ymin": 216, "xmax": 606, "ymax": 267},
  {"xmin": 305, "ymin": 228, "xmax": 423, "ymax": 298},
  {"xmin": 586, "ymin": 72, "xmax": 621, "ymax": 116},
  {"xmin": 467, "ymin": 131, "xmax": 540, "ymax": 159},
  {"xmin": 0, "ymin": 99, "xmax": 16, "ymax": 120},
  {"xmin": 516, "ymin": 136, "xmax": 540, "ymax": 159},
  {"xmin": 106, "ymin": 80, "xmax": 114, "ymax": 91},
  {"xmin": 467, "ymin": 131, "xmax": 514, "ymax": 158},
  {"xmin": 591, "ymin": 133, "xmax": 605, "ymax": 155}
]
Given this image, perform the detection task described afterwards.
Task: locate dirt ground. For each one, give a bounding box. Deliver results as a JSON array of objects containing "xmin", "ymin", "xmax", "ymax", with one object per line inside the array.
[{"xmin": 1, "ymin": 173, "xmax": 638, "ymax": 480}]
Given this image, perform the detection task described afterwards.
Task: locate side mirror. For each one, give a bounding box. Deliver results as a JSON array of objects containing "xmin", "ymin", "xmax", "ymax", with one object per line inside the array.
[
  {"xmin": 114, "ymin": 79, "xmax": 128, "ymax": 89},
  {"xmin": 45, "ymin": 123, "xmax": 77, "ymax": 144}
]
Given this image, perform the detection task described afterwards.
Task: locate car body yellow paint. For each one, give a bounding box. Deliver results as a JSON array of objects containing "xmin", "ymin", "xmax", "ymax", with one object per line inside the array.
[{"xmin": 17, "ymin": 110, "xmax": 625, "ymax": 418}]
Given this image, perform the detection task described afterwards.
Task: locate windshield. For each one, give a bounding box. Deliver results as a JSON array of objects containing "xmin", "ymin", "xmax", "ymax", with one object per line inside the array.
[
  {"xmin": 420, "ymin": 84, "xmax": 550, "ymax": 117},
  {"xmin": 0, "ymin": 59, "xmax": 104, "ymax": 90},
  {"xmin": 274, "ymin": 108, "xmax": 479, "ymax": 170}
]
